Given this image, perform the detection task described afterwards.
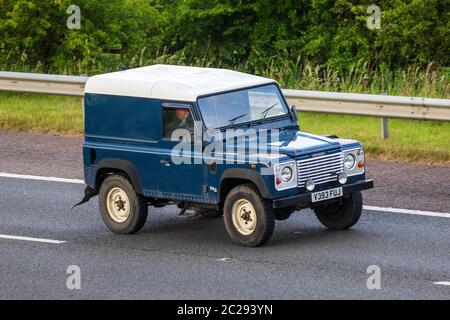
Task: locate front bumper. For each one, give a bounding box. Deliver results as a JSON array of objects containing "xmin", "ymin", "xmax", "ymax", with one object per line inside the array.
[{"xmin": 272, "ymin": 179, "xmax": 374, "ymax": 209}]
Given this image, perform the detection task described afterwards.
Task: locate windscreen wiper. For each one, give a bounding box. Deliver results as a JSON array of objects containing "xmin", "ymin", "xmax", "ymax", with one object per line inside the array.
[
  {"xmin": 259, "ymin": 102, "xmax": 279, "ymax": 120},
  {"xmin": 226, "ymin": 113, "xmax": 247, "ymax": 128}
]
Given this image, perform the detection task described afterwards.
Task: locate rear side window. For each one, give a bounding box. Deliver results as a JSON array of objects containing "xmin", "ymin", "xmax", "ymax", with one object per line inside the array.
[{"xmin": 163, "ymin": 107, "xmax": 195, "ymax": 140}]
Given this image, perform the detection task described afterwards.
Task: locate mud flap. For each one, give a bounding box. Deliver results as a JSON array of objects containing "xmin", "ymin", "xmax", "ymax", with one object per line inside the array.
[{"xmin": 71, "ymin": 186, "xmax": 97, "ymax": 210}]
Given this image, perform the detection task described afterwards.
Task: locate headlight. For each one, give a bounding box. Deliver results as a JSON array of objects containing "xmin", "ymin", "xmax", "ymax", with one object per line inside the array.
[
  {"xmin": 344, "ymin": 154, "xmax": 355, "ymax": 170},
  {"xmin": 343, "ymin": 148, "xmax": 365, "ymax": 177},
  {"xmin": 280, "ymin": 166, "xmax": 293, "ymax": 182},
  {"xmin": 274, "ymin": 161, "xmax": 297, "ymax": 191}
]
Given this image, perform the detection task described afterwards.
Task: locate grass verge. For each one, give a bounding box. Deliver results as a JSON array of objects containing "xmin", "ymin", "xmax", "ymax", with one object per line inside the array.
[{"xmin": 0, "ymin": 92, "xmax": 82, "ymax": 135}]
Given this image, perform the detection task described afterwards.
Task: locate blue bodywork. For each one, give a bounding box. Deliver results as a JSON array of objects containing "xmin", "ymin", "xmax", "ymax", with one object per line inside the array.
[{"xmin": 83, "ymin": 88, "xmax": 366, "ymax": 207}]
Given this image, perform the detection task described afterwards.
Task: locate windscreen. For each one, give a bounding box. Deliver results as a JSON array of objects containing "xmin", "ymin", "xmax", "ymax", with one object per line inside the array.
[{"xmin": 197, "ymin": 84, "xmax": 289, "ymax": 129}]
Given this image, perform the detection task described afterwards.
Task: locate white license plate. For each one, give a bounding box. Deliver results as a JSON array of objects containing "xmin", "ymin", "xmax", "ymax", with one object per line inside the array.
[{"xmin": 311, "ymin": 187, "xmax": 343, "ymax": 203}]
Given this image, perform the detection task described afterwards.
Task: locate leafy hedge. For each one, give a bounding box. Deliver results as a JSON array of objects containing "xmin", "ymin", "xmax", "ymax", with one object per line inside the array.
[{"xmin": 0, "ymin": 0, "xmax": 448, "ymax": 76}]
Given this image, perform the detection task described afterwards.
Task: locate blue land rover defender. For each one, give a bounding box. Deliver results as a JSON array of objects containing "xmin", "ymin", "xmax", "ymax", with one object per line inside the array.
[{"xmin": 81, "ymin": 65, "xmax": 373, "ymax": 247}]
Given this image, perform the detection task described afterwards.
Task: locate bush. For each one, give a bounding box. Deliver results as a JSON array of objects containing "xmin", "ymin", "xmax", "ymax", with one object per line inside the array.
[{"xmin": 0, "ymin": 0, "xmax": 448, "ymax": 96}]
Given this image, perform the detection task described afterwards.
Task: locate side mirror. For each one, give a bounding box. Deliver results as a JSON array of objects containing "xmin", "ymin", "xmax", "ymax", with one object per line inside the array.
[{"xmin": 291, "ymin": 105, "xmax": 298, "ymax": 122}]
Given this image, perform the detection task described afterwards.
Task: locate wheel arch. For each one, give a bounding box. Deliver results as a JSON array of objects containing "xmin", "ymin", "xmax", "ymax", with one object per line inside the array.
[
  {"xmin": 95, "ymin": 159, "xmax": 144, "ymax": 195},
  {"xmin": 219, "ymin": 168, "xmax": 270, "ymax": 202}
]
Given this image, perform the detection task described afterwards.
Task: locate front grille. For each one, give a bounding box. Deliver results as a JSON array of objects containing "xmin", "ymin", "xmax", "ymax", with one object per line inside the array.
[{"xmin": 296, "ymin": 152, "xmax": 343, "ymax": 187}]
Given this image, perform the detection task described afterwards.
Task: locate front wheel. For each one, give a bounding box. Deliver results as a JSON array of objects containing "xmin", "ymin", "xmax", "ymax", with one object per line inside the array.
[
  {"xmin": 314, "ymin": 191, "xmax": 362, "ymax": 230},
  {"xmin": 223, "ymin": 184, "xmax": 275, "ymax": 247}
]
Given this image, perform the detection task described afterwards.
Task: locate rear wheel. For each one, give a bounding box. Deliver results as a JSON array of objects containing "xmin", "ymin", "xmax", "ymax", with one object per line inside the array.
[
  {"xmin": 223, "ymin": 184, "xmax": 275, "ymax": 247},
  {"xmin": 314, "ymin": 191, "xmax": 362, "ymax": 230},
  {"xmin": 99, "ymin": 174, "xmax": 148, "ymax": 234}
]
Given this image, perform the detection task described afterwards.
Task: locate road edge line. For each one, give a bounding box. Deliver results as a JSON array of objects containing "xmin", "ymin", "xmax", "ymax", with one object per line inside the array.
[
  {"xmin": 0, "ymin": 172, "xmax": 84, "ymax": 184},
  {"xmin": 364, "ymin": 205, "xmax": 450, "ymax": 218},
  {"xmin": 0, "ymin": 234, "xmax": 66, "ymax": 244}
]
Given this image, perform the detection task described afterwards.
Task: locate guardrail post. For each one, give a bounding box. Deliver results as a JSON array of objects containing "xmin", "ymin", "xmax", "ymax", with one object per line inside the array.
[{"xmin": 381, "ymin": 117, "xmax": 389, "ymax": 140}]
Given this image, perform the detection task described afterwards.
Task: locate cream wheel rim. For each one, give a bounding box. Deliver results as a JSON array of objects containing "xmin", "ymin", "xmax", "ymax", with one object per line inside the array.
[
  {"xmin": 231, "ymin": 199, "xmax": 257, "ymax": 236},
  {"xmin": 106, "ymin": 187, "xmax": 130, "ymax": 223}
]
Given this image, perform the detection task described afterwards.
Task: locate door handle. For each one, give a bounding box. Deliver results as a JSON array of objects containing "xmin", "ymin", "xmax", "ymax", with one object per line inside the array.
[{"xmin": 160, "ymin": 159, "xmax": 171, "ymax": 167}]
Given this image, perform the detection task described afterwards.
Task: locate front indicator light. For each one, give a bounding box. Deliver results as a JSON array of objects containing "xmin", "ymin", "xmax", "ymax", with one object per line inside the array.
[{"xmin": 357, "ymin": 161, "xmax": 365, "ymax": 168}]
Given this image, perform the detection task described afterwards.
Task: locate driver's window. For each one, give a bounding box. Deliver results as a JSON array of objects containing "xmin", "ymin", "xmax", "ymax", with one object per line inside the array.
[{"xmin": 162, "ymin": 107, "xmax": 195, "ymax": 141}]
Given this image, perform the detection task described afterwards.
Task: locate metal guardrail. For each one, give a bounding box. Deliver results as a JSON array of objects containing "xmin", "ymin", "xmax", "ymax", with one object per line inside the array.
[
  {"xmin": 283, "ymin": 89, "xmax": 450, "ymax": 121},
  {"xmin": 1, "ymin": 71, "xmax": 449, "ymax": 139},
  {"xmin": 283, "ymin": 89, "xmax": 450, "ymax": 138},
  {"xmin": 0, "ymin": 72, "xmax": 87, "ymax": 96}
]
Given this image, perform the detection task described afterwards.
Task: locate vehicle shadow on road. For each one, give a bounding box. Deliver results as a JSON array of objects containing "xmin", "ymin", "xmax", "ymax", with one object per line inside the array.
[{"xmin": 128, "ymin": 209, "xmax": 370, "ymax": 249}]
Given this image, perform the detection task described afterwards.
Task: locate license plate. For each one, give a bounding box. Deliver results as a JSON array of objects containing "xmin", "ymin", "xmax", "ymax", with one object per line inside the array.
[{"xmin": 311, "ymin": 187, "xmax": 343, "ymax": 203}]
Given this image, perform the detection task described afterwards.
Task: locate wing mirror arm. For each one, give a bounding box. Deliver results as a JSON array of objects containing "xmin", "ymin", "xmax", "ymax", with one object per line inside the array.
[{"xmin": 291, "ymin": 105, "xmax": 298, "ymax": 122}]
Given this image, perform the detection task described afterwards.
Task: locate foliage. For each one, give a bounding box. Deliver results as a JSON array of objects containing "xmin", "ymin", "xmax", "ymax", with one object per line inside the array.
[
  {"xmin": 0, "ymin": 0, "xmax": 164, "ymax": 73},
  {"xmin": 0, "ymin": 0, "xmax": 448, "ymax": 96}
]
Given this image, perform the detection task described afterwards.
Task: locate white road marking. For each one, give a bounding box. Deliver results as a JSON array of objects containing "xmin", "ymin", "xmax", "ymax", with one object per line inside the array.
[
  {"xmin": 0, "ymin": 172, "xmax": 84, "ymax": 184},
  {"xmin": 364, "ymin": 205, "xmax": 450, "ymax": 219},
  {"xmin": 0, "ymin": 234, "xmax": 65, "ymax": 244},
  {"xmin": 216, "ymin": 258, "xmax": 231, "ymax": 262},
  {"xmin": 0, "ymin": 172, "xmax": 449, "ymax": 219},
  {"xmin": 433, "ymin": 281, "xmax": 450, "ymax": 286}
]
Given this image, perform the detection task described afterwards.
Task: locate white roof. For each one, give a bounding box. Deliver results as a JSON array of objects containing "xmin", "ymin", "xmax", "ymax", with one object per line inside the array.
[{"xmin": 85, "ymin": 64, "xmax": 276, "ymax": 101}]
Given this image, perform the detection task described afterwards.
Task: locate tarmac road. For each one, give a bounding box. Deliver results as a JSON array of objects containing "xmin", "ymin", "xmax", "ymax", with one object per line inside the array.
[
  {"xmin": 0, "ymin": 177, "xmax": 449, "ymax": 299},
  {"xmin": 0, "ymin": 130, "xmax": 449, "ymax": 299}
]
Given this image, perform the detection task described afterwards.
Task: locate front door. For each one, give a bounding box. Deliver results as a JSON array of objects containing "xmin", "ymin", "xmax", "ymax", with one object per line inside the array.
[{"xmin": 157, "ymin": 103, "xmax": 208, "ymax": 201}]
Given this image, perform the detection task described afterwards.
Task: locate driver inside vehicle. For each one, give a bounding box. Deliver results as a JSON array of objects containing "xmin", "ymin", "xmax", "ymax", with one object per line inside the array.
[{"xmin": 163, "ymin": 107, "xmax": 195, "ymax": 139}]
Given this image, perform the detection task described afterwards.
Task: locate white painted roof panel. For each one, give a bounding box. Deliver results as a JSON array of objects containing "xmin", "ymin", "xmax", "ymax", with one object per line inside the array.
[{"xmin": 85, "ymin": 64, "xmax": 276, "ymax": 101}]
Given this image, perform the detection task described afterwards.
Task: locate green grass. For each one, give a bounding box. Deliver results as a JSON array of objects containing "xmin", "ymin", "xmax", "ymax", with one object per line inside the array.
[
  {"xmin": 257, "ymin": 60, "xmax": 450, "ymax": 99},
  {"xmin": 0, "ymin": 92, "xmax": 82, "ymax": 135}
]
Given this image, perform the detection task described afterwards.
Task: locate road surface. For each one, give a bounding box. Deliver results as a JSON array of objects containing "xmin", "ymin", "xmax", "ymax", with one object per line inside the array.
[{"xmin": 0, "ymin": 130, "xmax": 449, "ymax": 299}]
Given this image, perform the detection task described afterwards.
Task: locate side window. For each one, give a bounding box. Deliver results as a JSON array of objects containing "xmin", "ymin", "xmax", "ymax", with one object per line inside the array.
[{"xmin": 162, "ymin": 107, "xmax": 195, "ymax": 140}]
